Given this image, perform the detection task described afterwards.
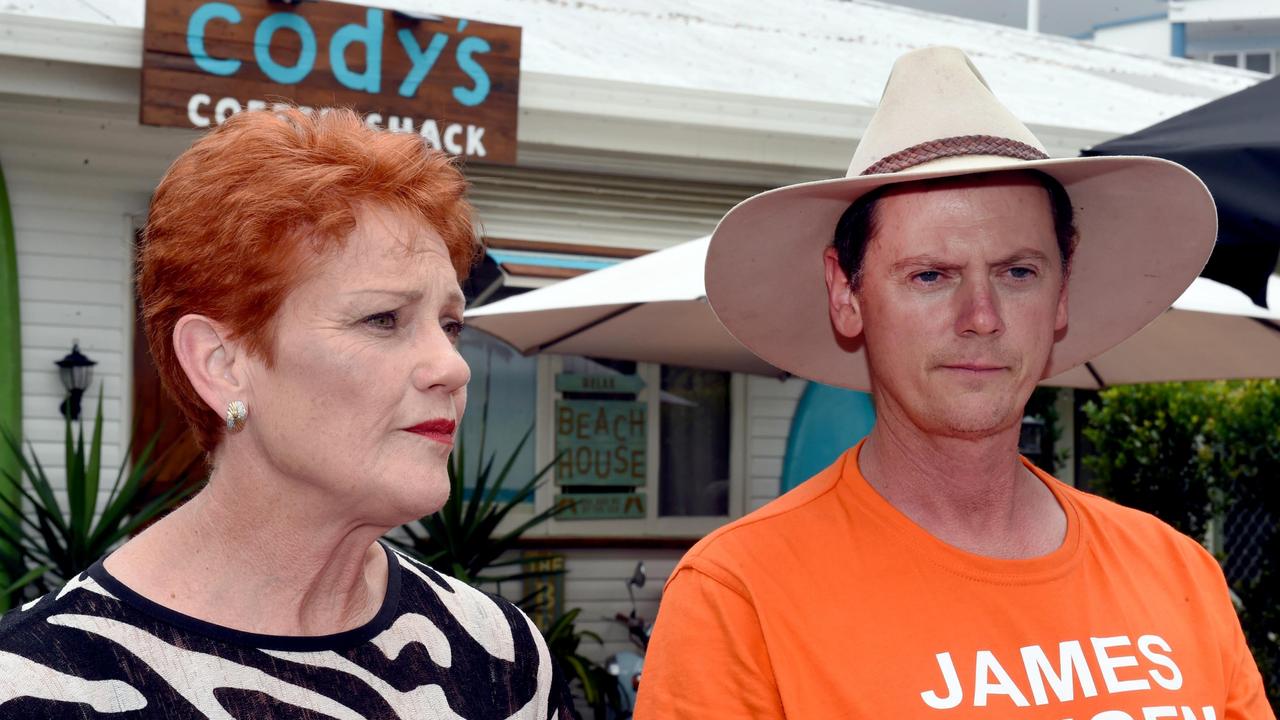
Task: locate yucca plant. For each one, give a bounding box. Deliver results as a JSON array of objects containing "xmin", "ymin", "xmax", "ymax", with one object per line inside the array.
[
  {"xmin": 543, "ymin": 608, "xmax": 624, "ymax": 719},
  {"xmin": 0, "ymin": 391, "xmax": 203, "ymax": 603},
  {"xmin": 388, "ymin": 379, "xmax": 627, "ymax": 717},
  {"xmin": 388, "ymin": 379, "xmax": 569, "ymax": 604}
]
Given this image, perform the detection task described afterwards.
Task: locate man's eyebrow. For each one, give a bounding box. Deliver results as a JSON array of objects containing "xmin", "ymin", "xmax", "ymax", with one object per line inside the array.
[
  {"xmin": 889, "ymin": 255, "xmax": 961, "ymax": 273},
  {"xmin": 994, "ymin": 249, "xmax": 1052, "ymax": 265},
  {"xmin": 888, "ymin": 249, "xmax": 1053, "ymax": 274}
]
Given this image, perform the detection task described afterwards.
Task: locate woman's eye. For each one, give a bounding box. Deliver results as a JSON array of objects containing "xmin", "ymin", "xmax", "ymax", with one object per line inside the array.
[
  {"xmin": 364, "ymin": 311, "xmax": 397, "ymax": 330},
  {"xmin": 443, "ymin": 320, "xmax": 465, "ymax": 341},
  {"xmin": 914, "ymin": 270, "xmax": 942, "ymax": 283}
]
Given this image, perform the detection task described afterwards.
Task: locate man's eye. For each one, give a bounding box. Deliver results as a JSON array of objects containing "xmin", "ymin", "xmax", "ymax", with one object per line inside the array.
[
  {"xmin": 364, "ymin": 311, "xmax": 397, "ymax": 330},
  {"xmin": 914, "ymin": 271, "xmax": 942, "ymax": 283},
  {"xmin": 1009, "ymin": 266, "xmax": 1036, "ymax": 279}
]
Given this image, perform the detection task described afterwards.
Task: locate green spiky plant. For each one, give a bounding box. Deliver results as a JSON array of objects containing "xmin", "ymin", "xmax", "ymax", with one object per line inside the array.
[
  {"xmin": 0, "ymin": 164, "xmax": 22, "ymax": 608},
  {"xmin": 388, "ymin": 379, "xmax": 624, "ymax": 715},
  {"xmin": 543, "ymin": 608, "xmax": 624, "ymax": 719},
  {"xmin": 388, "ymin": 376, "xmax": 568, "ymax": 604},
  {"xmin": 0, "ymin": 391, "xmax": 203, "ymax": 603}
]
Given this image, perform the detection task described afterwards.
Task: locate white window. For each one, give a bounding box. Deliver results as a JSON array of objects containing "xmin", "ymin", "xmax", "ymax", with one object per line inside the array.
[
  {"xmin": 1210, "ymin": 52, "xmax": 1240, "ymax": 67},
  {"xmin": 1204, "ymin": 50, "xmax": 1276, "ymax": 75},
  {"xmin": 457, "ymin": 330, "xmax": 539, "ymax": 502},
  {"xmin": 1245, "ymin": 51, "xmax": 1273, "ymax": 74},
  {"xmin": 534, "ymin": 355, "xmax": 746, "ymax": 537},
  {"xmin": 658, "ymin": 367, "xmax": 732, "ymax": 517}
]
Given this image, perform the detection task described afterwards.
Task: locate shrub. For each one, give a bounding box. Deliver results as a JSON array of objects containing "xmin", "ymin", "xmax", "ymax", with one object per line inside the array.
[{"xmin": 1082, "ymin": 380, "xmax": 1279, "ymax": 710}]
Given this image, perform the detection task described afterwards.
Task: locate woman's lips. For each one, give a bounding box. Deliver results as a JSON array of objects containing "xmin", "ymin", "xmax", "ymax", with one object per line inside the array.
[{"xmin": 405, "ymin": 419, "xmax": 457, "ymax": 445}]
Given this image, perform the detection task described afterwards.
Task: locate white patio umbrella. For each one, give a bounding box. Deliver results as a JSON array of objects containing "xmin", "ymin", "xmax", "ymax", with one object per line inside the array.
[
  {"xmin": 466, "ymin": 236, "xmax": 784, "ymax": 377},
  {"xmin": 1046, "ymin": 274, "xmax": 1280, "ymax": 388},
  {"xmin": 466, "ymin": 236, "xmax": 1280, "ymax": 389}
]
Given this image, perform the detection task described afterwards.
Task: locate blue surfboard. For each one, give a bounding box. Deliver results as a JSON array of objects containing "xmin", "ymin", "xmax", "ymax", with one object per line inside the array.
[{"xmin": 779, "ymin": 382, "xmax": 876, "ymax": 494}]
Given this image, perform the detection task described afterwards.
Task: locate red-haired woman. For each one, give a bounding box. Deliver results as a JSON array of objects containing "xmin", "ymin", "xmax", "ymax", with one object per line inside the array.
[{"xmin": 0, "ymin": 108, "xmax": 575, "ymax": 719}]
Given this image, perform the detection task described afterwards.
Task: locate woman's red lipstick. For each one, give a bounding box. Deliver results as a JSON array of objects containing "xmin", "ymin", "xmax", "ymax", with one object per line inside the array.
[{"xmin": 405, "ymin": 419, "xmax": 457, "ymax": 445}]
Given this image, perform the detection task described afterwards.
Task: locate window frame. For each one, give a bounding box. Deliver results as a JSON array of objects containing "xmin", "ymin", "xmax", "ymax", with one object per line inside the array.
[
  {"xmin": 1203, "ymin": 49, "xmax": 1277, "ymax": 75},
  {"xmin": 532, "ymin": 355, "xmax": 747, "ymax": 538}
]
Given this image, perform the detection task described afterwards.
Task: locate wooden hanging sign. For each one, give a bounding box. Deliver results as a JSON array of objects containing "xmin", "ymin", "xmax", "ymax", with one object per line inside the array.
[{"xmin": 141, "ymin": 0, "xmax": 521, "ymax": 163}]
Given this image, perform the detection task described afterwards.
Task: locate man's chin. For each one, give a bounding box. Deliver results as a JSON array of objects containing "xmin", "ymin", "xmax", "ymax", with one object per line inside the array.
[{"xmin": 923, "ymin": 398, "xmax": 1022, "ymax": 439}]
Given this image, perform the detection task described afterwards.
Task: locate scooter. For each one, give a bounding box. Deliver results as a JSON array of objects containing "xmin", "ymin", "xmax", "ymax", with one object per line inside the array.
[{"xmin": 603, "ymin": 561, "xmax": 651, "ymax": 718}]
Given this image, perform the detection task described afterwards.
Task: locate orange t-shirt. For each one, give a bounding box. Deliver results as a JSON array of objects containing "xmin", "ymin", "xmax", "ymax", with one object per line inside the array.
[{"xmin": 635, "ymin": 443, "xmax": 1273, "ymax": 720}]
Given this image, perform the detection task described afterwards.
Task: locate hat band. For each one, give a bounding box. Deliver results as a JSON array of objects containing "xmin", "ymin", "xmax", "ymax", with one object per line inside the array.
[{"xmin": 861, "ymin": 134, "xmax": 1049, "ymax": 176}]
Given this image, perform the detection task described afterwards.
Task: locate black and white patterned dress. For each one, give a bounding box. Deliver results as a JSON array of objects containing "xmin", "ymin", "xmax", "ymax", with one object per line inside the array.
[{"xmin": 0, "ymin": 542, "xmax": 576, "ymax": 719}]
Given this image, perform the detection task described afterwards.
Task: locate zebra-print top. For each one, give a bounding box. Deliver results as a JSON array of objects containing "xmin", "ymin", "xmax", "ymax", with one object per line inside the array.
[{"xmin": 0, "ymin": 542, "xmax": 576, "ymax": 719}]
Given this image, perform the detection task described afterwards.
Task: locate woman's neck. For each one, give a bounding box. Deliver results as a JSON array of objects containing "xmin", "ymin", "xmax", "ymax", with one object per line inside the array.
[{"xmin": 103, "ymin": 457, "xmax": 391, "ymax": 637}]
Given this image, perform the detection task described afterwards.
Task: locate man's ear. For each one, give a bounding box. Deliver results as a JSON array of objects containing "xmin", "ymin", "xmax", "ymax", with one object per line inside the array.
[
  {"xmin": 824, "ymin": 247, "xmax": 865, "ymax": 339},
  {"xmin": 1055, "ymin": 273, "xmax": 1069, "ymax": 333},
  {"xmin": 172, "ymin": 314, "xmax": 251, "ymax": 419}
]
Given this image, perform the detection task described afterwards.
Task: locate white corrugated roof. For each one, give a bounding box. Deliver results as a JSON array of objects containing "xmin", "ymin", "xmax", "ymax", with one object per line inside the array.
[{"xmin": 2, "ymin": 0, "xmax": 1263, "ymax": 134}]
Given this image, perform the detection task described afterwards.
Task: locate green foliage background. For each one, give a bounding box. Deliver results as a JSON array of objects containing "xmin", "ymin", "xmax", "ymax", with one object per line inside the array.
[
  {"xmin": 0, "ymin": 394, "xmax": 202, "ymax": 606},
  {"xmin": 1081, "ymin": 380, "xmax": 1279, "ymax": 710}
]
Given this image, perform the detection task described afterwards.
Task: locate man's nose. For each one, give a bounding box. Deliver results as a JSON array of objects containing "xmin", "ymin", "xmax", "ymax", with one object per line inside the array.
[{"xmin": 955, "ymin": 276, "xmax": 1005, "ymax": 337}]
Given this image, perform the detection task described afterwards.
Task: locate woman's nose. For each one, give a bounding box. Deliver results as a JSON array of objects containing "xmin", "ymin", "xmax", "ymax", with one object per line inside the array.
[{"xmin": 411, "ymin": 329, "xmax": 471, "ymax": 393}]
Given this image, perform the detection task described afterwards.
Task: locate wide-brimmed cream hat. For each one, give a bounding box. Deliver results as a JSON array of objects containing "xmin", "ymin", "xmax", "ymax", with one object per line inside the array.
[{"xmin": 705, "ymin": 46, "xmax": 1217, "ymax": 390}]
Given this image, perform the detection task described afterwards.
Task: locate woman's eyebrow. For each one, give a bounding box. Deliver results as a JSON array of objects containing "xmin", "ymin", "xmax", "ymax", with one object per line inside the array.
[{"xmin": 344, "ymin": 289, "xmax": 424, "ymax": 301}]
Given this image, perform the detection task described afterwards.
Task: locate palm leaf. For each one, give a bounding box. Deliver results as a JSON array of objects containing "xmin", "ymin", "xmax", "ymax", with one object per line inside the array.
[
  {"xmin": 89, "ymin": 434, "xmax": 160, "ymax": 549},
  {"xmin": 0, "ymin": 566, "xmax": 48, "ymax": 596},
  {"xmin": 82, "ymin": 392, "xmax": 105, "ymax": 538},
  {"xmin": 1, "ymin": 434, "xmax": 69, "ymax": 536},
  {"xmin": 0, "ymin": 395, "xmax": 202, "ymax": 603},
  {"xmin": 387, "ymin": 386, "xmax": 625, "ymax": 715}
]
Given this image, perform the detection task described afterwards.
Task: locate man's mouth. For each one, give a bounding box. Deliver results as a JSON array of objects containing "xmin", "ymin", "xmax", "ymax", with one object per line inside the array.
[{"xmin": 939, "ymin": 363, "xmax": 1008, "ymax": 375}]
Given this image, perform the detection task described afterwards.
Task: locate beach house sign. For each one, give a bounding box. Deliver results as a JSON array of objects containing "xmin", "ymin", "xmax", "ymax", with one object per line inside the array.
[{"xmin": 141, "ymin": 0, "xmax": 521, "ymax": 163}]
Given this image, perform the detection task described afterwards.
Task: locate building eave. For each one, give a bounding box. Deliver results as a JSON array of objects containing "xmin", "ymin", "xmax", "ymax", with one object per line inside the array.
[{"xmin": 0, "ymin": 11, "xmax": 1164, "ymax": 183}]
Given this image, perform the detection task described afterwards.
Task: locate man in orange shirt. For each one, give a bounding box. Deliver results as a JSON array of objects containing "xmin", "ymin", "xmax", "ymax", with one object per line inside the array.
[{"xmin": 634, "ymin": 47, "xmax": 1273, "ymax": 719}]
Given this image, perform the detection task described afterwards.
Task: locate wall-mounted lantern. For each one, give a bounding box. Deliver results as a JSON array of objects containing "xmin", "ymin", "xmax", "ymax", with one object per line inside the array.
[{"xmin": 55, "ymin": 342, "xmax": 96, "ymax": 421}]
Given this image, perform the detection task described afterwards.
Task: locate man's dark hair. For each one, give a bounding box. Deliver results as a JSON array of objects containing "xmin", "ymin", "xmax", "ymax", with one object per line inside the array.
[{"xmin": 832, "ymin": 170, "xmax": 1077, "ymax": 288}]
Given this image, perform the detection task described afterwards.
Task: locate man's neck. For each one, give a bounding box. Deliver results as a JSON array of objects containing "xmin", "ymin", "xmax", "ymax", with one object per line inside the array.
[{"xmin": 857, "ymin": 410, "xmax": 1067, "ymax": 560}]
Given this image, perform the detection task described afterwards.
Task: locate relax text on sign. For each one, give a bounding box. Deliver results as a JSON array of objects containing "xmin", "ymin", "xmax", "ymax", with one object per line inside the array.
[
  {"xmin": 555, "ymin": 400, "xmax": 647, "ymax": 486},
  {"xmin": 141, "ymin": 0, "xmax": 521, "ymax": 163}
]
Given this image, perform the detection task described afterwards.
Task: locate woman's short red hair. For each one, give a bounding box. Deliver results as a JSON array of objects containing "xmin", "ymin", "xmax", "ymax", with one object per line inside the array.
[{"xmin": 139, "ymin": 107, "xmax": 479, "ymax": 454}]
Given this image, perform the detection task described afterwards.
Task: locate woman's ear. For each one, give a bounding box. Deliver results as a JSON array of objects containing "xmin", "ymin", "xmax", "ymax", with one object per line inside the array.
[
  {"xmin": 823, "ymin": 247, "xmax": 865, "ymax": 339},
  {"xmin": 172, "ymin": 315, "xmax": 250, "ymax": 417}
]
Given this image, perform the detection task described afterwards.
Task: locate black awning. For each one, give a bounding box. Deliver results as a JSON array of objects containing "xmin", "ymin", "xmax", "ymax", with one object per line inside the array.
[{"xmin": 1084, "ymin": 75, "xmax": 1280, "ymax": 307}]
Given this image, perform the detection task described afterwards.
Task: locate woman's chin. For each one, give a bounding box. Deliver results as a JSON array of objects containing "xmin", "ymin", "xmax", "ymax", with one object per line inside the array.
[{"xmin": 368, "ymin": 479, "xmax": 451, "ymax": 527}]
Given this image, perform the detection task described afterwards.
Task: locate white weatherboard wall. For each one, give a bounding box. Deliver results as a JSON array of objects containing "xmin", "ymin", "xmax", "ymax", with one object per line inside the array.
[
  {"xmin": 552, "ymin": 549, "xmax": 680, "ymax": 662},
  {"xmin": 746, "ymin": 375, "xmax": 807, "ymax": 511},
  {"xmin": 465, "ymin": 165, "xmax": 761, "ymax": 252},
  {"xmin": 1172, "ymin": 0, "xmax": 1280, "ymax": 23},
  {"xmin": 1093, "ymin": 20, "xmax": 1170, "ymax": 57},
  {"xmin": 3, "ymin": 98, "xmax": 166, "ymax": 511}
]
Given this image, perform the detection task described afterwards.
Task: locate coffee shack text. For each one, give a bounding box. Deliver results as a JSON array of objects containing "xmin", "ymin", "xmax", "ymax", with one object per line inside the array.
[{"xmin": 141, "ymin": 0, "xmax": 521, "ymax": 163}]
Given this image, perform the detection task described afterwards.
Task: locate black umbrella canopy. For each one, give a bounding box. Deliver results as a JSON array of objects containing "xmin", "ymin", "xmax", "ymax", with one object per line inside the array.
[{"xmin": 1084, "ymin": 74, "xmax": 1280, "ymax": 308}]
